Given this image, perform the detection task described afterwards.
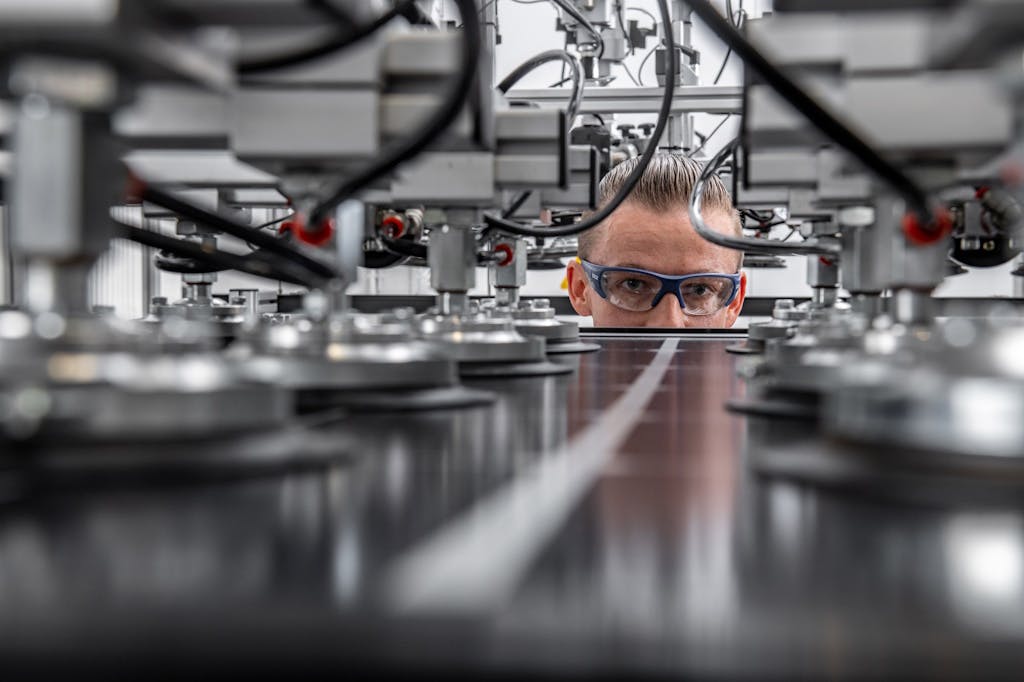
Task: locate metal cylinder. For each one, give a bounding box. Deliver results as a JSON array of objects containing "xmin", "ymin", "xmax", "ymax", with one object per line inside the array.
[
  {"xmin": 230, "ymin": 288, "xmax": 260, "ymax": 319},
  {"xmin": 429, "ymin": 225, "xmax": 477, "ymax": 294},
  {"xmin": 495, "ymin": 288, "xmax": 519, "ymax": 307},
  {"xmin": 891, "ymin": 288, "xmax": 935, "ymax": 326},
  {"xmin": 838, "ymin": 204, "xmax": 889, "ymax": 295},
  {"xmin": 438, "ymin": 292, "xmax": 470, "ymax": 316},
  {"xmin": 812, "ymin": 288, "xmax": 839, "ymax": 308}
]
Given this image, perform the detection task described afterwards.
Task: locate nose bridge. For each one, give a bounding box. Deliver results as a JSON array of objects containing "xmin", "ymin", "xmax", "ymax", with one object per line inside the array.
[{"xmin": 647, "ymin": 285, "xmax": 687, "ymax": 327}]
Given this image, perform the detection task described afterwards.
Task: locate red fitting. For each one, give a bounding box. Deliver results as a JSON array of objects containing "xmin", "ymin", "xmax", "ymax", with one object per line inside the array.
[
  {"xmin": 494, "ymin": 243, "xmax": 514, "ymax": 267},
  {"xmin": 298, "ymin": 217, "xmax": 334, "ymax": 246},
  {"xmin": 818, "ymin": 256, "xmax": 835, "ymax": 267},
  {"xmin": 975, "ymin": 186, "xmax": 990, "ymax": 200},
  {"xmin": 902, "ymin": 208, "xmax": 953, "ymax": 246},
  {"xmin": 279, "ymin": 215, "xmax": 334, "ymax": 246},
  {"xmin": 381, "ymin": 214, "xmax": 405, "ymax": 239}
]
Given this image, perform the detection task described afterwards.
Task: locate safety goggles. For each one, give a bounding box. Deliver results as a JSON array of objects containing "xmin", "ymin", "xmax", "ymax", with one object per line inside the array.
[{"xmin": 580, "ymin": 260, "xmax": 741, "ymax": 315}]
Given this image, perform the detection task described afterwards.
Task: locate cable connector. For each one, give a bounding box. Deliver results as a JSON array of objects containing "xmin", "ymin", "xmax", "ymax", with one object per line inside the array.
[
  {"xmin": 280, "ymin": 215, "xmax": 335, "ymax": 247},
  {"xmin": 381, "ymin": 213, "xmax": 406, "ymax": 240},
  {"xmin": 902, "ymin": 208, "xmax": 953, "ymax": 246},
  {"xmin": 494, "ymin": 243, "xmax": 515, "ymax": 267}
]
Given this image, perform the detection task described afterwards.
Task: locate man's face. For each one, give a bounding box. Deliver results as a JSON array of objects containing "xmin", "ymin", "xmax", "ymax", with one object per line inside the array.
[{"xmin": 566, "ymin": 202, "xmax": 747, "ymax": 328}]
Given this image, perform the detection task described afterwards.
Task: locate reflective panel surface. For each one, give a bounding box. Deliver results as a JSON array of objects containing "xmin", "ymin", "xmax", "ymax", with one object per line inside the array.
[{"xmin": 0, "ymin": 337, "xmax": 1022, "ymax": 677}]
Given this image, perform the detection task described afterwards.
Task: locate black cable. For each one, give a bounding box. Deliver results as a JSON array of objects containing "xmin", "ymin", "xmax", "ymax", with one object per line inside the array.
[
  {"xmin": 242, "ymin": 211, "xmax": 297, "ymax": 252},
  {"xmin": 712, "ymin": 9, "xmax": 745, "ymax": 85},
  {"xmin": 620, "ymin": 61, "xmax": 641, "ymax": 87},
  {"xmin": 477, "ymin": 0, "xmax": 501, "ymax": 17},
  {"xmin": 308, "ymin": 0, "xmax": 356, "ymax": 25},
  {"xmin": 687, "ymin": 0, "xmax": 931, "ymax": 219},
  {"xmin": 502, "ymin": 191, "xmax": 533, "ymax": 219},
  {"xmin": 381, "ymin": 236, "xmax": 427, "ymax": 259},
  {"xmin": 689, "ymin": 137, "xmax": 839, "ymax": 256},
  {"xmin": 616, "ymin": 1, "xmax": 632, "ymax": 53},
  {"xmin": 627, "ymin": 6, "xmax": 657, "ymax": 25},
  {"xmin": 307, "ymin": 0, "xmax": 481, "ymax": 228},
  {"xmin": 637, "ymin": 44, "xmax": 657, "ymax": 86},
  {"xmin": 252, "ymin": 211, "xmax": 296, "ymax": 230},
  {"xmin": 557, "ymin": 30, "xmax": 569, "ymax": 88},
  {"xmin": 551, "ymin": 0, "xmax": 605, "ymax": 58},
  {"xmin": 638, "ymin": 42, "xmax": 683, "ymax": 87},
  {"xmin": 481, "ymin": 0, "xmax": 675, "ymax": 239},
  {"xmin": 687, "ymin": 114, "xmax": 731, "ymax": 157},
  {"xmin": 113, "ymin": 221, "xmax": 316, "ymax": 287},
  {"xmin": 238, "ymin": 1, "xmax": 418, "ymax": 74},
  {"xmin": 712, "ymin": 46, "xmax": 732, "ymax": 84},
  {"xmin": 154, "ymin": 252, "xmax": 228, "ymax": 275},
  {"xmin": 139, "ymin": 184, "xmax": 338, "ymax": 280},
  {"xmin": 362, "ymin": 250, "xmax": 407, "ymax": 269},
  {"xmin": 498, "ymin": 50, "xmax": 584, "ymax": 123}
]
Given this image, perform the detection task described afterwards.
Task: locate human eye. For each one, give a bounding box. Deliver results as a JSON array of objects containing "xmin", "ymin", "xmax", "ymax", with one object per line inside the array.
[
  {"xmin": 680, "ymin": 277, "xmax": 732, "ymax": 315},
  {"xmin": 604, "ymin": 271, "xmax": 656, "ymax": 293},
  {"xmin": 602, "ymin": 271, "xmax": 660, "ymax": 310},
  {"xmin": 620, "ymin": 277, "xmax": 649, "ymax": 294},
  {"xmin": 684, "ymin": 282, "xmax": 712, "ymax": 297},
  {"xmin": 681, "ymin": 280, "xmax": 722, "ymax": 298}
]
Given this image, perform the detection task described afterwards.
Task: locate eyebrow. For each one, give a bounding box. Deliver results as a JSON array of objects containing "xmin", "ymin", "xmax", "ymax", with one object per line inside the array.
[{"xmin": 607, "ymin": 262, "xmax": 727, "ymax": 276}]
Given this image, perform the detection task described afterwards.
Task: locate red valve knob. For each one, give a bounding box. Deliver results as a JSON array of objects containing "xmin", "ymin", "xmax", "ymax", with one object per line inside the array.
[
  {"xmin": 381, "ymin": 214, "xmax": 405, "ymax": 239},
  {"xmin": 494, "ymin": 243, "xmax": 514, "ymax": 266},
  {"xmin": 902, "ymin": 209, "xmax": 952, "ymax": 246},
  {"xmin": 279, "ymin": 215, "xmax": 334, "ymax": 246}
]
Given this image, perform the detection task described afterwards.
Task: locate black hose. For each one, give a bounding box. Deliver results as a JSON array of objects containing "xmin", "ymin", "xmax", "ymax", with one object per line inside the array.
[
  {"xmin": 139, "ymin": 184, "xmax": 338, "ymax": 280},
  {"xmin": 381, "ymin": 236, "xmax": 428, "ymax": 259},
  {"xmin": 154, "ymin": 252, "xmax": 228, "ymax": 275},
  {"xmin": 481, "ymin": 0, "xmax": 675, "ymax": 239},
  {"xmin": 686, "ymin": 0, "xmax": 931, "ymax": 219},
  {"xmin": 307, "ymin": 0, "xmax": 481, "ymax": 228},
  {"xmin": 688, "ymin": 137, "xmax": 839, "ymax": 256},
  {"xmin": 712, "ymin": 8, "xmax": 745, "ymax": 84},
  {"xmin": 498, "ymin": 50, "xmax": 584, "ymax": 124},
  {"xmin": 686, "ymin": 113, "xmax": 731, "ymax": 158},
  {"xmin": 113, "ymin": 220, "xmax": 316, "ymax": 287},
  {"xmin": 307, "ymin": 0, "xmax": 356, "ymax": 25},
  {"xmin": 362, "ymin": 250, "xmax": 407, "ymax": 269},
  {"xmin": 238, "ymin": 1, "xmax": 419, "ymax": 74}
]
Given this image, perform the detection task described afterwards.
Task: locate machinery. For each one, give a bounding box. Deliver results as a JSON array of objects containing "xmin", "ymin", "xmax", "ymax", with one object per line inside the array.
[
  {"xmin": 0, "ymin": 0, "xmax": 700, "ymax": 450},
  {"xmin": 5, "ymin": 0, "xmax": 1024, "ymax": 677}
]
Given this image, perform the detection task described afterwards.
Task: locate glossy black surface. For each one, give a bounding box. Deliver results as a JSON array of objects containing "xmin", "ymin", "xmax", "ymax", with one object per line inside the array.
[{"xmin": 1, "ymin": 336, "xmax": 1023, "ymax": 678}]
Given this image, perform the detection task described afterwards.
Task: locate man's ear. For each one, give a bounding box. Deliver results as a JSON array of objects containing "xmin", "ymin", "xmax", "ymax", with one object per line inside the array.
[
  {"xmin": 724, "ymin": 271, "xmax": 747, "ymax": 327},
  {"xmin": 566, "ymin": 259, "xmax": 592, "ymax": 316}
]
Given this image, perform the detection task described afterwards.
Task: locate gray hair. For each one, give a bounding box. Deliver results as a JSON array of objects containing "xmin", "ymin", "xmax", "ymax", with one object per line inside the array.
[{"xmin": 577, "ymin": 153, "xmax": 742, "ymax": 264}]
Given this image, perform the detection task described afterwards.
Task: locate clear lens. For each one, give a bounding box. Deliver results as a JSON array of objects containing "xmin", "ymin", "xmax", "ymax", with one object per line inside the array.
[
  {"xmin": 601, "ymin": 270, "xmax": 662, "ymax": 311},
  {"xmin": 596, "ymin": 267, "xmax": 737, "ymax": 316},
  {"xmin": 679, "ymin": 276, "xmax": 735, "ymax": 315}
]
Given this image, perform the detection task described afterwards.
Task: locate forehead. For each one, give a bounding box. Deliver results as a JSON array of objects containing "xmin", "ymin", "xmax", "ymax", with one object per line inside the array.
[{"xmin": 588, "ymin": 201, "xmax": 740, "ymax": 275}]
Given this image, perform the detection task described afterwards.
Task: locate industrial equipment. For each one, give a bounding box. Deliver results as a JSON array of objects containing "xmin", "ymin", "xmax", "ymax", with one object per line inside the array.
[{"xmin": 2, "ymin": 1, "xmax": 1024, "ymax": 678}]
